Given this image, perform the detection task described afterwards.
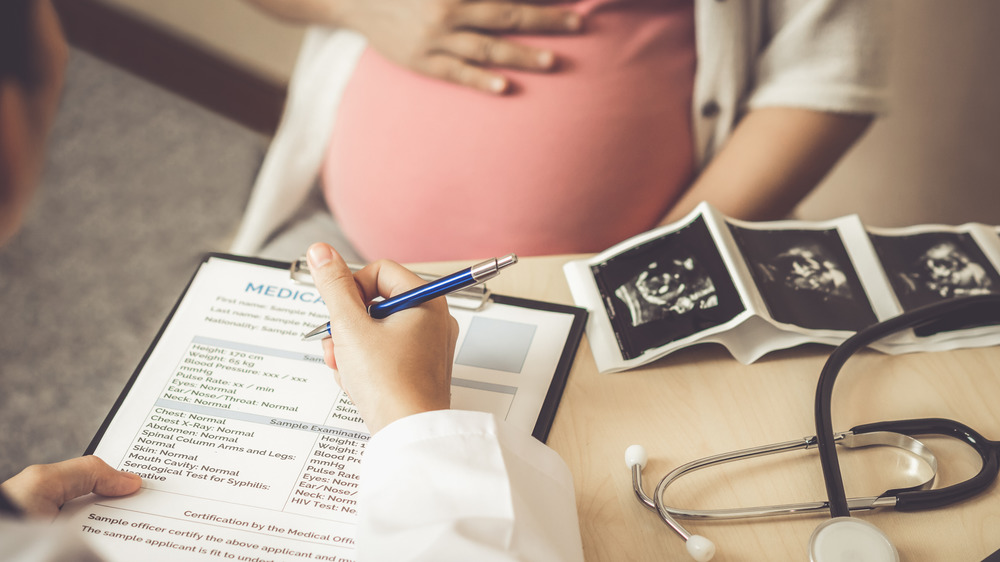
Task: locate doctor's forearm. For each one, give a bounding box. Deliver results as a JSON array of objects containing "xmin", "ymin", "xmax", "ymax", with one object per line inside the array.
[{"xmin": 661, "ymin": 107, "xmax": 873, "ymax": 225}]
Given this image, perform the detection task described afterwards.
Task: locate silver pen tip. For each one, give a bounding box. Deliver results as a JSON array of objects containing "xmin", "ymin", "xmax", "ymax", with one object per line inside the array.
[
  {"xmin": 497, "ymin": 254, "xmax": 518, "ymax": 269},
  {"xmin": 302, "ymin": 324, "xmax": 329, "ymax": 341}
]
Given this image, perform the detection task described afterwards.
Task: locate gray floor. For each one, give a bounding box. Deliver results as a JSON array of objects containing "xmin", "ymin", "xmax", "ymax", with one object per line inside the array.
[{"xmin": 0, "ymin": 50, "xmax": 269, "ymax": 479}]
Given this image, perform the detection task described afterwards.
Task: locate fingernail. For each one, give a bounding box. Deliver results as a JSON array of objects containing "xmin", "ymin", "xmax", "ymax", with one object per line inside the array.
[
  {"xmin": 537, "ymin": 51, "xmax": 554, "ymax": 68},
  {"xmin": 490, "ymin": 76, "xmax": 507, "ymax": 94},
  {"xmin": 565, "ymin": 13, "xmax": 581, "ymax": 31},
  {"xmin": 307, "ymin": 243, "xmax": 334, "ymax": 269}
]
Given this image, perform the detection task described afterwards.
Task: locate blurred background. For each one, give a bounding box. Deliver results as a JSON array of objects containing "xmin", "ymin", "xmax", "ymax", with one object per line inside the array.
[{"xmin": 1, "ymin": 0, "xmax": 999, "ymax": 478}]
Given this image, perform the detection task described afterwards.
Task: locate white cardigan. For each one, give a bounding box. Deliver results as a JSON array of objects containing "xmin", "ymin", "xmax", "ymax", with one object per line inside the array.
[{"xmin": 230, "ymin": 0, "xmax": 890, "ymax": 256}]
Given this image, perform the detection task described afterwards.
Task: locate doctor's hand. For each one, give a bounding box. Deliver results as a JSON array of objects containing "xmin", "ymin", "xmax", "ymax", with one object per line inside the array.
[
  {"xmin": 0, "ymin": 456, "xmax": 142, "ymax": 519},
  {"xmin": 307, "ymin": 242, "xmax": 458, "ymax": 434},
  {"xmin": 245, "ymin": 0, "xmax": 582, "ymax": 94}
]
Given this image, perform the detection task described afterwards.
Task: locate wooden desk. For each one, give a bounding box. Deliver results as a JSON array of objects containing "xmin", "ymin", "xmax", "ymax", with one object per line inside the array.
[{"xmin": 415, "ymin": 254, "xmax": 1000, "ymax": 561}]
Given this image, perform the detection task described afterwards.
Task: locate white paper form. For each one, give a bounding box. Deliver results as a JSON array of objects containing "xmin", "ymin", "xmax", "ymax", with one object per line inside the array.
[{"xmin": 59, "ymin": 256, "xmax": 584, "ymax": 561}]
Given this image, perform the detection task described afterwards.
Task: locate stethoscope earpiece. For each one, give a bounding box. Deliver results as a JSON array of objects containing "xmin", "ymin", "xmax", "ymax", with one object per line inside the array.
[
  {"xmin": 627, "ymin": 444, "xmax": 717, "ymax": 561},
  {"xmin": 808, "ymin": 518, "xmax": 898, "ymax": 562},
  {"xmin": 625, "ymin": 444, "xmax": 648, "ymax": 469},
  {"xmin": 685, "ymin": 534, "xmax": 716, "ymax": 562}
]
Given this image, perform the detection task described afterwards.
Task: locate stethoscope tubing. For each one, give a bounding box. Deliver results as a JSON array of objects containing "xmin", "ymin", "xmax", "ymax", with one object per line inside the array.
[
  {"xmin": 851, "ymin": 418, "xmax": 999, "ymax": 511},
  {"xmin": 815, "ymin": 293, "xmax": 1000, "ymax": 518}
]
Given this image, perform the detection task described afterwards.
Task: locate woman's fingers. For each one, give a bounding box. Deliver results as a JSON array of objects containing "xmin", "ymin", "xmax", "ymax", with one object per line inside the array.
[
  {"xmin": 424, "ymin": 25, "xmax": 574, "ymax": 94},
  {"xmin": 451, "ymin": 2, "xmax": 581, "ymax": 34},
  {"xmin": 420, "ymin": 2, "xmax": 582, "ymax": 93},
  {"xmin": 421, "ymin": 53, "xmax": 510, "ymax": 94},
  {"xmin": 347, "ymin": 0, "xmax": 584, "ymax": 93},
  {"xmin": 435, "ymin": 31, "xmax": 557, "ymax": 71}
]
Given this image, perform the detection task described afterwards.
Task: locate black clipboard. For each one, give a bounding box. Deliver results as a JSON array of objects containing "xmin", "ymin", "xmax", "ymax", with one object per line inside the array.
[{"xmin": 87, "ymin": 252, "xmax": 588, "ymax": 453}]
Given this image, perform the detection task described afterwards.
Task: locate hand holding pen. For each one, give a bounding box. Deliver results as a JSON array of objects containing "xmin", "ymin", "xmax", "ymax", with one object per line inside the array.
[
  {"xmin": 303, "ymin": 252, "xmax": 518, "ymax": 341},
  {"xmin": 306, "ymin": 243, "xmax": 515, "ymax": 433}
]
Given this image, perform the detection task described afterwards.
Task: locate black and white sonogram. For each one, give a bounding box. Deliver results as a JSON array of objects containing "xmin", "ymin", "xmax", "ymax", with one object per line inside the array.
[
  {"xmin": 728, "ymin": 225, "xmax": 877, "ymax": 331},
  {"xmin": 870, "ymin": 232, "xmax": 1000, "ymax": 310},
  {"xmin": 614, "ymin": 258, "xmax": 718, "ymax": 327},
  {"xmin": 591, "ymin": 216, "xmax": 744, "ymax": 360}
]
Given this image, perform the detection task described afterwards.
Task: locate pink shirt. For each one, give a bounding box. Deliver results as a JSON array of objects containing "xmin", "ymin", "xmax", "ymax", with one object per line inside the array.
[{"xmin": 323, "ymin": 0, "xmax": 695, "ymax": 263}]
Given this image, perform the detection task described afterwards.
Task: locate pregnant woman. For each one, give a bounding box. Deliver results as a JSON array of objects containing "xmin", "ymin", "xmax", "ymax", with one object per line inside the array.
[{"xmin": 236, "ymin": 0, "xmax": 890, "ymax": 263}]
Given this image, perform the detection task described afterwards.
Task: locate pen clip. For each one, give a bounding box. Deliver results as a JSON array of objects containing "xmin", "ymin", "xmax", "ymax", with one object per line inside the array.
[{"xmin": 289, "ymin": 257, "xmax": 492, "ymax": 310}]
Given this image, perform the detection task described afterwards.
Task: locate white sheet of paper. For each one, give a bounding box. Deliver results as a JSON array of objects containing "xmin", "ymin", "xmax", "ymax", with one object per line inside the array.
[{"xmin": 59, "ymin": 256, "xmax": 579, "ymax": 561}]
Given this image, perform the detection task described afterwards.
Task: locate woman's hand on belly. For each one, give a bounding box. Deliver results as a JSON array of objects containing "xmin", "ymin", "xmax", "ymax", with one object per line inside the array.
[{"xmin": 336, "ymin": 0, "xmax": 583, "ymax": 94}]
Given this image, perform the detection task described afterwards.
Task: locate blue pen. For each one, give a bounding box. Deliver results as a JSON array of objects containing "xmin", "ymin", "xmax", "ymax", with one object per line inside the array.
[{"xmin": 301, "ymin": 254, "xmax": 518, "ymax": 341}]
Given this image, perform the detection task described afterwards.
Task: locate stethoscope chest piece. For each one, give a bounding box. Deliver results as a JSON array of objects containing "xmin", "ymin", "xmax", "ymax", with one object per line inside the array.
[{"xmin": 808, "ymin": 517, "xmax": 898, "ymax": 562}]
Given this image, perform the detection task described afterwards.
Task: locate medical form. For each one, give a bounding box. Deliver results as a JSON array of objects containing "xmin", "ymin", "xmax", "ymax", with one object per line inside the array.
[{"xmin": 58, "ymin": 254, "xmax": 585, "ymax": 561}]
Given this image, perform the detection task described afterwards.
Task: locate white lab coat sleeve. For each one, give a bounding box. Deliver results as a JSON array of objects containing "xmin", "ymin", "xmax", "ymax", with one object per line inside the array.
[{"xmin": 357, "ymin": 410, "xmax": 584, "ymax": 562}]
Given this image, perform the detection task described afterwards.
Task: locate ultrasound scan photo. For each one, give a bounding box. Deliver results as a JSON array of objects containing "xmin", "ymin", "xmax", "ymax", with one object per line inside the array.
[
  {"xmin": 869, "ymin": 231, "xmax": 1000, "ymax": 335},
  {"xmin": 591, "ymin": 216, "xmax": 744, "ymax": 359},
  {"xmin": 760, "ymin": 245, "xmax": 853, "ymax": 299},
  {"xmin": 728, "ymin": 225, "xmax": 878, "ymax": 331},
  {"xmin": 614, "ymin": 257, "xmax": 719, "ymax": 327},
  {"xmin": 870, "ymin": 232, "xmax": 1000, "ymax": 308}
]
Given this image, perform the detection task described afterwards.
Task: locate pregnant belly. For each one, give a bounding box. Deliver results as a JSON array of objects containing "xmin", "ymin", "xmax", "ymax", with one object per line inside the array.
[{"xmin": 324, "ymin": 0, "xmax": 696, "ymax": 262}]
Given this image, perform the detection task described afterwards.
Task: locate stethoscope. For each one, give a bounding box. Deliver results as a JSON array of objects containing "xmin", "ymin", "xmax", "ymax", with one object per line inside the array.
[{"xmin": 627, "ymin": 294, "xmax": 1000, "ymax": 561}]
